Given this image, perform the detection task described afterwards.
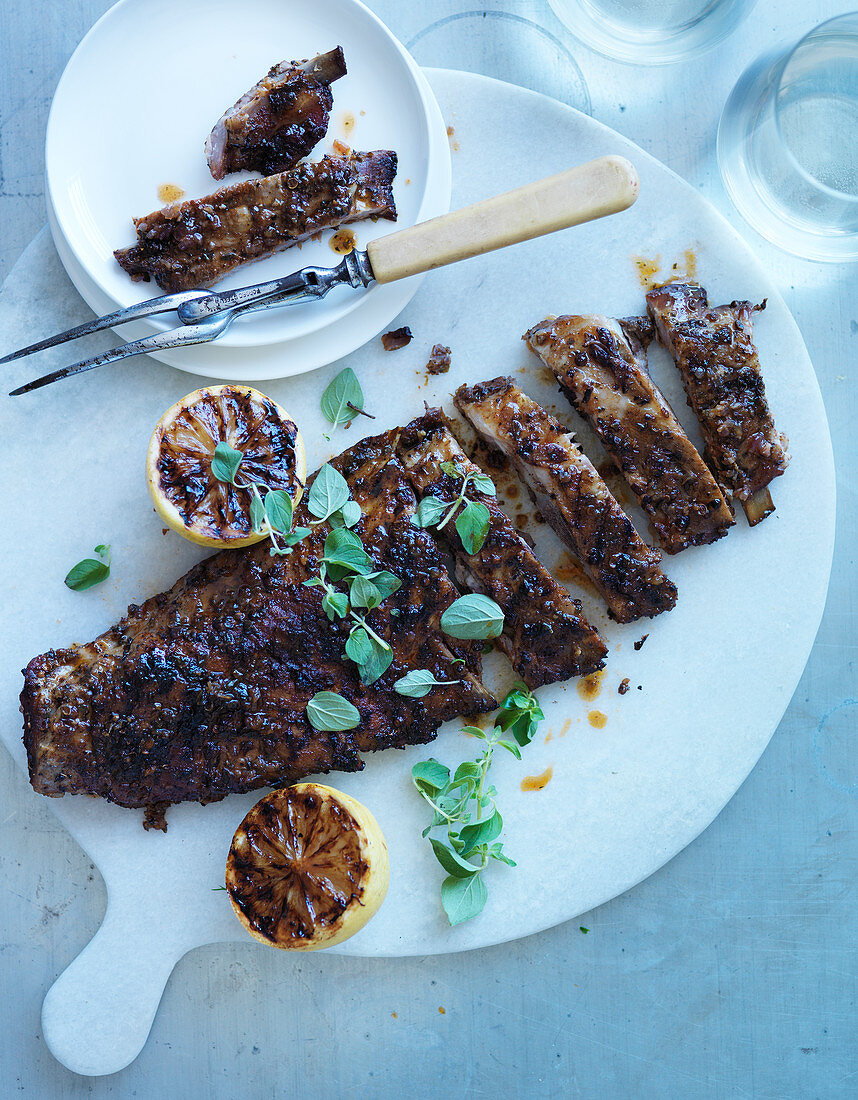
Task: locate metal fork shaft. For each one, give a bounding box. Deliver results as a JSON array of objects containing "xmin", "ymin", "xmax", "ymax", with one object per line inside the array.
[{"xmin": 0, "ymin": 289, "xmax": 210, "ymax": 365}]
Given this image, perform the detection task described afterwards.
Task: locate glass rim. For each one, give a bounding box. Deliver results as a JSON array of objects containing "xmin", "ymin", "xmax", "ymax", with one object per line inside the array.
[{"xmin": 773, "ymin": 11, "xmax": 858, "ymax": 205}]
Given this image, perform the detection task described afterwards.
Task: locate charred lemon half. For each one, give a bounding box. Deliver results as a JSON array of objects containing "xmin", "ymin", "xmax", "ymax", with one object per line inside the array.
[
  {"xmin": 225, "ymin": 784, "xmax": 389, "ymax": 951},
  {"xmin": 146, "ymin": 384, "xmax": 306, "ymax": 548}
]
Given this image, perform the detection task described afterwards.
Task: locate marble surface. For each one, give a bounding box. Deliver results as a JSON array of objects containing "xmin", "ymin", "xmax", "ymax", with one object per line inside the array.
[{"xmin": 0, "ymin": 1, "xmax": 855, "ymax": 1096}]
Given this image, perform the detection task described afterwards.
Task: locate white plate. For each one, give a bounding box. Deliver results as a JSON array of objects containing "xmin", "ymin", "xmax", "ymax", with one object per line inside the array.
[
  {"xmin": 1, "ymin": 71, "xmax": 834, "ymax": 1076},
  {"xmin": 45, "ymin": 0, "xmax": 449, "ymax": 350},
  {"xmin": 45, "ymin": 64, "xmax": 452, "ymax": 379}
]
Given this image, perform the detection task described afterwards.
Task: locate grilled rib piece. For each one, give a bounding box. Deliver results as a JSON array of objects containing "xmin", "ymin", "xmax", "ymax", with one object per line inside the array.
[
  {"xmin": 206, "ymin": 48, "xmax": 347, "ymax": 180},
  {"xmin": 454, "ymin": 378, "xmax": 677, "ymax": 624},
  {"xmin": 21, "ymin": 431, "xmax": 494, "ymax": 830},
  {"xmin": 646, "ymin": 283, "xmax": 789, "ymax": 526},
  {"xmin": 398, "ymin": 409, "xmax": 608, "ymax": 686},
  {"xmin": 524, "ymin": 314, "xmax": 734, "ymax": 553},
  {"xmin": 115, "ymin": 151, "xmax": 397, "ymax": 292}
]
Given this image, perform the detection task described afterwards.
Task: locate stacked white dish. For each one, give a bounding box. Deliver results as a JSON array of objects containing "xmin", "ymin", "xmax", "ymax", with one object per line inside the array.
[{"xmin": 44, "ymin": 0, "xmax": 452, "ymax": 381}]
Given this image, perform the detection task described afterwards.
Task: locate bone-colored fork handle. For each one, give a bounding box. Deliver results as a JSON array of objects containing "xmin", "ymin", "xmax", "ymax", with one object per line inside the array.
[{"xmin": 366, "ymin": 155, "xmax": 639, "ymax": 284}]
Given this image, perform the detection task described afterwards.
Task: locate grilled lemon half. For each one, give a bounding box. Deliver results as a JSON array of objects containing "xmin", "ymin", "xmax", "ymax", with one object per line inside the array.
[
  {"xmin": 225, "ymin": 784, "xmax": 389, "ymax": 951},
  {"xmin": 146, "ymin": 384, "xmax": 306, "ymax": 548}
]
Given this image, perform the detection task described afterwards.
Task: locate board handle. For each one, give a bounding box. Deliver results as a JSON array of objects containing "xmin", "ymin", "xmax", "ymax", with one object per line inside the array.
[
  {"xmin": 41, "ymin": 891, "xmax": 192, "ymax": 1076},
  {"xmin": 367, "ymin": 154, "xmax": 639, "ymax": 284}
]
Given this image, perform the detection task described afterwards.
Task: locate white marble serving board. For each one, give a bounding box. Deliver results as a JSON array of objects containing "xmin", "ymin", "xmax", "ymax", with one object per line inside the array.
[{"xmin": 0, "ymin": 71, "xmax": 834, "ymax": 1077}]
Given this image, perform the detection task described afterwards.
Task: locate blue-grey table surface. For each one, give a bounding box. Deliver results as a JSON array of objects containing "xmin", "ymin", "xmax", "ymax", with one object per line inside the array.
[{"xmin": 0, "ymin": 1, "xmax": 855, "ymax": 1097}]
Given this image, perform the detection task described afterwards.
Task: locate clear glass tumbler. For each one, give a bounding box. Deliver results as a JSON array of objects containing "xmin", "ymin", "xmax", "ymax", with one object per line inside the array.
[
  {"xmin": 717, "ymin": 13, "xmax": 858, "ymax": 262},
  {"xmin": 546, "ymin": 0, "xmax": 755, "ymax": 65}
]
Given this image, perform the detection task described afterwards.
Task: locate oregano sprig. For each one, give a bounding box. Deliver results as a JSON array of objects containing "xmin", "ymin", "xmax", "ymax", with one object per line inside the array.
[
  {"xmin": 412, "ymin": 460, "xmax": 497, "ymax": 555},
  {"xmin": 412, "ymin": 683, "xmax": 544, "ymax": 925},
  {"xmin": 64, "ymin": 544, "xmax": 111, "ymax": 591},
  {"xmin": 211, "ymin": 442, "xmax": 308, "ymax": 556}
]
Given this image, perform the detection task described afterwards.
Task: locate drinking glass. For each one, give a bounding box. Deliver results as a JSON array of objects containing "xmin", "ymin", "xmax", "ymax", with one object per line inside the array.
[
  {"xmin": 717, "ymin": 13, "xmax": 858, "ymax": 262},
  {"xmin": 546, "ymin": 0, "xmax": 755, "ymax": 65},
  {"xmin": 407, "ymin": 11, "xmax": 591, "ymax": 113}
]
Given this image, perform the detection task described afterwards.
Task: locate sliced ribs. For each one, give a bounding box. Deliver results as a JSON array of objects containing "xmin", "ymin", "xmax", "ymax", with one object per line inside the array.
[
  {"xmin": 454, "ymin": 378, "xmax": 677, "ymax": 624},
  {"xmin": 206, "ymin": 48, "xmax": 347, "ymax": 180},
  {"xmin": 398, "ymin": 409, "xmax": 608, "ymax": 686},
  {"xmin": 21, "ymin": 431, "xmax": 494, "ymax": 829},
  {"xmin": 524, "ymin": 314, "xmax": 734, "ymax": 553},
  {"xmin": 115, "ymin": 151, "xmax": 397, "ymax": 292},
  {"xmin": 646, "ymin": 283, "xmax": 789, "ymax": 525}
]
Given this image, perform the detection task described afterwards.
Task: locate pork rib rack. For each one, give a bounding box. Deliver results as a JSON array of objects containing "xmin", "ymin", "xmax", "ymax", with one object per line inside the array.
[{"xmin": 21, "ymin": 431, "xmax": 495, "ymax": 830}]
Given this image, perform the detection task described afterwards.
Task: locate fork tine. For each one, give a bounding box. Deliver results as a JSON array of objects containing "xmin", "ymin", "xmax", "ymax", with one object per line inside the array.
[
  {"xmin": 9, "ymin": 318, "xmax": 230, "ymax": 396},
  {"xmin": 0, "ymin": 289, "xmax": 212, "ymax": 365}
]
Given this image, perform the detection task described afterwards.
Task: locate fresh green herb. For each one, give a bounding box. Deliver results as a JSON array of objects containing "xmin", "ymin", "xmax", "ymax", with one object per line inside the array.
[
  {"xmin": 306, "ymin": 691, "xmax": 361, "ymax": 731},
  {"xmin": 411, "ymin": 461, "xmax": 497, "ymax": 554},
  {"xmin": 302, "ymin": 525, "xmax": 402, "ymax": 685},
  {"xmin": 412, "ymin": 683, "xmax": 544, "ymax": 925},
  {"xmin": 493, "ymin": 683, "xmax": 545, "ymax": 760},
  {"xmin": 64, "ymin": 545, "xmax": 111, "ymax": 591},
  {"xmin": 394, "ymin": 669, "xmax": 462, "ymax": 698},
  {"xmin": 440, "ymin": 594, "xmax": 504, "ymax": 640},
  {"xmin": 579, "ymin": 927, "xmax": 589, "ymax": 934},
  {"xmin": 308, "ymin": 463, "xmax": 350, "ymax": 524},
  {"xmin": 210, "ymin": 441, "xmax": 305, "ymax": 556},
  {"xmin": 320, "ymin": 367, "xmax": 365, "ymax": 427},
  {"xmin": 212, "ymin": 886, "xmax": 227, "ymax": 892}
]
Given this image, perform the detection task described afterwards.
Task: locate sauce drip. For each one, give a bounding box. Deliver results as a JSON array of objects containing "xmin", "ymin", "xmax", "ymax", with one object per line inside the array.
[
  {"xmin": 521, "ymin": 765, "xmax": 553, "ymax": 791},
  {"xmin": 577, "ymin": 669, "xmax": 604, "ymax": 701},
  {"xmin": 588, "ymin": 710, "xmax": 607, "ymax": 729},
  {"xmin": 342, "ymin": 112, "xmax": 355, "ymax": 134},
  {"xmin": 158, "ymin": 183, "xmax": 185, "ymax": 203},
  {"xmin": 555, "ymin": 555, "xmax": 598, "ymax": 598},
  {"xmin": 329, "ymin": 229, "xmax": 356, "ymax": 255}
]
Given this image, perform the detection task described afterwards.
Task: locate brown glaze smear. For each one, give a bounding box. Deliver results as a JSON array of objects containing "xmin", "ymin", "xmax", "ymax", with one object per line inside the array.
[
  {"xmin": 588, "ymin": 710, "xmax": 607, "ymax": 729},
  {"xmin": 634, "ymin": 255, "xmax": 662, "ymax": 289},
  {"xmin": 521, "ymin": 765, "xmax": 553, "ymax": 791},
  {"xmin": 577, "ymin": 670, "xmax": 604, "ymax": 701},
  {"xmin": 157, "ymin": 183, "xmax": 185, "ymax": 203},
  {"xmin": 342, "ymin": 112, "xmax": 355, "ymax": 134},
  {"xmin": 554, "ymin": 555, "xmax": 599, "ymax": 599},
  {"xmin": 634, "ymin": 634, "xmax": 649, "ymax": 651},
  {"xmin": 226, "ymin": 788, "xmax": 366, "ymax": 945},
  {"xmin": 329, "ymin": 228, "xmax": 356, "ymax": 254},
  {"xmin": 426, "ymin": 345, "xmax": 452, "ymax": 375},
  {"xmin": 618, "ymin": 678, "xmax": 630, "ymax": 695},
  {"xmin": 381, "ymin": 326, "xmax": 413, "ymax": 351}
]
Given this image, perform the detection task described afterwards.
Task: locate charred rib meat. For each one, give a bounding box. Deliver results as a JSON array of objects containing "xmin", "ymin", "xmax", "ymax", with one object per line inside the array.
[
  {"xmin": 206, "ymin": 48, "xmax": 347, "ymax": 179},
  {"xmin": 21, "ymin": 431, "xmax": 494, "ymax": 829},
  {"xmin": 455, "ymin": 378, "xmax": 677, "ymax": 624},
  {"xmin": 398, "ymin": 409, "xmax": 607, "ymax": 686},
  {"xmin": 646, "ymin": 283, "xmax": 789, "ymax": 524},
  {"xmin": 115, "ymin": 151, "xmax": 397, "ymax": 292},
  {"xmin": 524, "ymin": 314, "xmax": 734, "ymax": 553}
]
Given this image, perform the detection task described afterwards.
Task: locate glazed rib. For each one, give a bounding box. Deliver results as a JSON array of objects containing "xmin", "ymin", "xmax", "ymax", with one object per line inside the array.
[
  {"xmin": 454, "ymin": 378, "xmax": 677, "ymax": 624},
  {"xmin": 524, "ymin": 314, "xmax": 734, "ymax": 553},
  {"xmin": 21, "ymin": 431, "xmax": 494, "ymax": 830},
  {"xmin": 646, "ymin": 283, "xmax": 789, "ymax": 525},
  {"xmin": 398, "ymin": 409, "xmax": 607, "ymax": 686},
  {"xmin": 206, "ymin": 48, "xmax": 347, "ymax": 179},
  {"xmin": 115, "ymin": 151, "xmax": 397, "ymax": 292}
]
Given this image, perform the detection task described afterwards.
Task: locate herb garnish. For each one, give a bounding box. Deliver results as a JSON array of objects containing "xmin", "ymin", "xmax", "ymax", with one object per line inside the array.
[
  {"xmin": 211, "ymin": 442, "xmax": 308, "ymax": 556},
  {"xmin": 412, "ymin": 683, "xmax": 544, "ymax": 925},
  {"xmin": 394, "ymin": 669, "xmax": 462, "ymax": 698},
  {"xmin": 411, "ymin": 461, "xmax": 496, "ymax": 554},
  {"xmin": 320, "ymin": 367, "xmax": 365, "ymax": 427},
  {"xmin": 440, "ymin": 594, "xmax": 504, "ymax": 640},
  {"xmin": 65, "ymin": 545, "xmax": 111, "ymax": 591},
  {"xmin": 306, "ymin": 691, "xmax": 361, "ymax": 731}
]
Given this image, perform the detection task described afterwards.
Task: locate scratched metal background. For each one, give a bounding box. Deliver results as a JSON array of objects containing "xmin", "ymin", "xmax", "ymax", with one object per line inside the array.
[{"xmin": 0, "ymin": 1, "xmax": 855, "ymax": 1096}]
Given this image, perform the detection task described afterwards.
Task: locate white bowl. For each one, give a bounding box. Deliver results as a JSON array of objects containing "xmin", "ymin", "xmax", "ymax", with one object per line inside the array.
[{"xmin": 45, "ymin": 0, "xmax": 450, "ymax": 356}]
